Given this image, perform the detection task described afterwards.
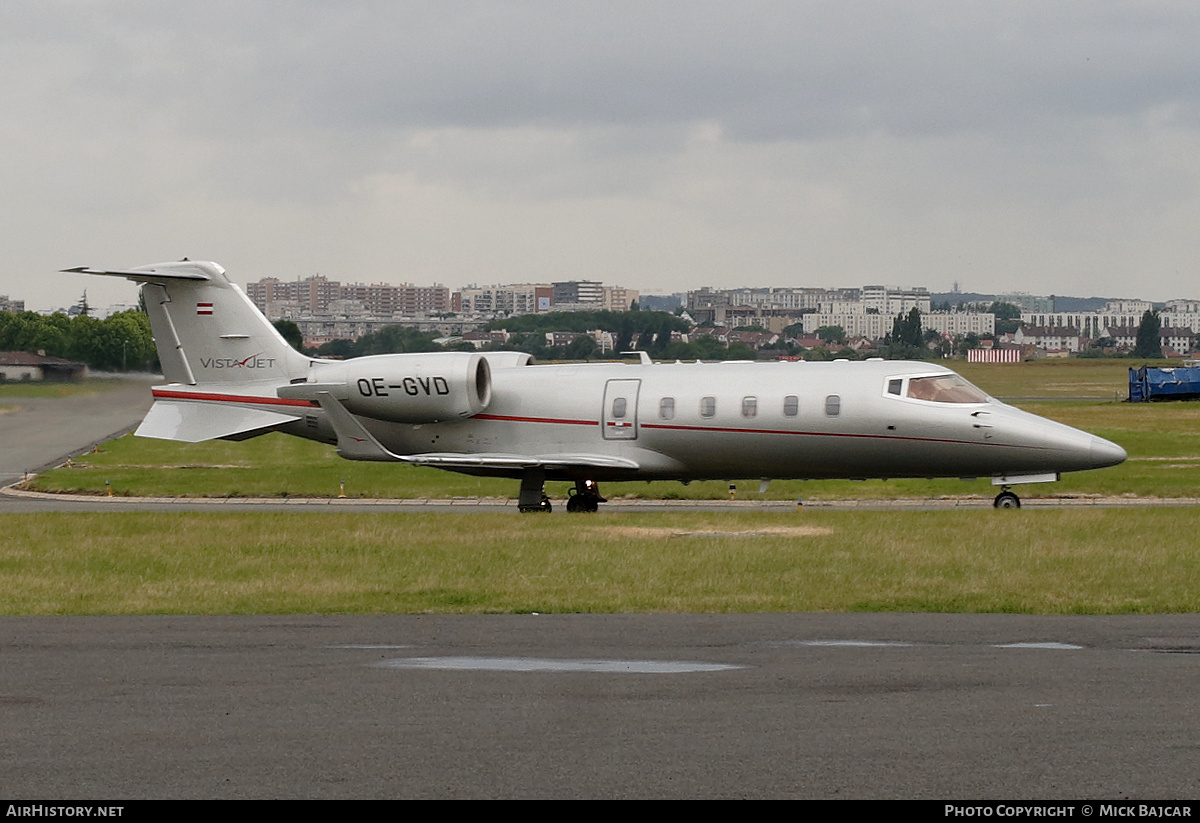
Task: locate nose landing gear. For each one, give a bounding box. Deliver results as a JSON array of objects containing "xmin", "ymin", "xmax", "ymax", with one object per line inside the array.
[{"xmin": 566, "ymin": 479, "xmax": 606, "ymax": 513}]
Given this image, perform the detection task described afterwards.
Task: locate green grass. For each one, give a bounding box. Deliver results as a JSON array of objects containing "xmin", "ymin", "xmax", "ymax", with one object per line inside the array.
[
  {"xmin": 2, "ymin": 509, "xmax": 1197, "ymax": 614},
  {"xmin": 954, "ymin": 358, "xmax": 1142, "ymax": 399},
  {"xmin": 32, "ymin": 433, "xmax": 512, "ymax": 499},
  {"xmin": 0, "ymin": 379, "xmax": 126, "ymax": 398}
]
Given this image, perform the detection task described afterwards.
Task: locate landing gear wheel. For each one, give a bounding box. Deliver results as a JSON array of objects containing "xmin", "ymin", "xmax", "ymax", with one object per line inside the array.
[
  {"xmin": 993, "ymin": 490, "xmax": 1021, "ymax": 509},
  {"xmin": 519, "ymin": 495, "xmax": 553, "ymax": 513},
  {"xmin": 566, "ymin": 480, "xmax": 604, "ymax": 513},
  {"xmin": 566, "ymin": 491, "xmax": 600, "ymax": 513}
]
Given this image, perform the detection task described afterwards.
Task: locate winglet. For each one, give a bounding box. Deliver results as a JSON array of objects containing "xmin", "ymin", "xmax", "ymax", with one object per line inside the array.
[{"xmin": 315, "ymin": 392, "xmax": 404, "ymax": 462}]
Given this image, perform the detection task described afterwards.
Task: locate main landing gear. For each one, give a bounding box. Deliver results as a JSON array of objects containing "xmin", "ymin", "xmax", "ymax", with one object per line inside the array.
[
  {"xmin": 517, "ymin": 472, "xmax": 607, "ymax": 513},
  {"xmin": 518, "ymin": 468, "xmax": 553, "ymax": 513},
  {"xmin": 993, "ymin": 487, "xmax": 1021, "ymax": 509},
  {"xmin": 566, "ymin": 479, "xmax": 606, "ymax": 513}
]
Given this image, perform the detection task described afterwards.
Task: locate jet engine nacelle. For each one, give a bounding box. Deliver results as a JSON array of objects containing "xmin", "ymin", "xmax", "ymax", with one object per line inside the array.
[{"xmin": 278, "ymin": 352, "xmax": 491, "ymax": 423}]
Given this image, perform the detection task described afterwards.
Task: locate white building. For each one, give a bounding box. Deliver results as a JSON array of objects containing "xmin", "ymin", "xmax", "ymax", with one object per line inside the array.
[
  {"xmin": 801, "ymin": 312, "xmax": 893, "ymax": 340},
  {"xmin": 803, "ymin": 308, "xmax": 993, "ymax": 340},
  {"xmin": 1160, "ymin": 300, "xmax": 1200, "ymax": 335},
  {"xmin": 1105, "ymin": 325, "xmax": 1196, "ymax": 354},
  {"xmin": 860, "ymin": 285, "xmax": 931, "ymax": 316},
  {"xmin": 923, "ymin": 312, "xmax": 996, "ymax": 337},
  {"xmin": 1021, "ymin": 300, "xmax": 1154, "ymax": 339},
  {"xmin": 456, "ymin": 284, "xmax": 552, "ymax": 315},
  {"xmin": 1013, "ymin": 326, "xmax": 1083, "ymax": 353}
]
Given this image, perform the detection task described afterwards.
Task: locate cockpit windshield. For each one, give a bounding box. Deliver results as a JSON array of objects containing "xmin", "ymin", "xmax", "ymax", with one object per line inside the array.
[{"xmin": 904, "ymin": 374, "xmax": 989, "ymax": 404}]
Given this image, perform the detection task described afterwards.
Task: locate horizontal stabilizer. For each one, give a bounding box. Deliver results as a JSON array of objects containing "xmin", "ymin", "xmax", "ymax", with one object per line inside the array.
[
  {"xmin": 135, "ymin": 399, "xmax": 300, "ymax": 443},
  {"xmin": 61, "ymin": 265, "xmax": 211, "ymax": 283}
]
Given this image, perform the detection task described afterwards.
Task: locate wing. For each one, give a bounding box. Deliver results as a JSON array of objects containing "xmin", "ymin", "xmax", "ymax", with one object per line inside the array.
[
  {"xmin": 314, "ymin": 392, "xmax": 639, "ymax": 472},
  {"xmin": 407, "ymin": 453, "xmax": 640, "ymax": 471}
]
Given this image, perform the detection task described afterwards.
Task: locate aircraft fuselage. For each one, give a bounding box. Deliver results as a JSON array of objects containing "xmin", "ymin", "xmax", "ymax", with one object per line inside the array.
[{"xmin": 206, "ymin": 358, "xmax": 1122, "ymax": 484}]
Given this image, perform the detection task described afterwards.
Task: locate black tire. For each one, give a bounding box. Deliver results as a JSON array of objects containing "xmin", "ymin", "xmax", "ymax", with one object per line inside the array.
[{"xmin": 993, "ymin": 491, "xmax": 1021, "ymax": 509}]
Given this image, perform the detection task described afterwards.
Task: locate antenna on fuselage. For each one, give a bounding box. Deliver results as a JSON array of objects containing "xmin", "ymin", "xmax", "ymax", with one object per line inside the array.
[{"xmin": 621, "ymin": 351, "xmax": 653, "ymax": 366}]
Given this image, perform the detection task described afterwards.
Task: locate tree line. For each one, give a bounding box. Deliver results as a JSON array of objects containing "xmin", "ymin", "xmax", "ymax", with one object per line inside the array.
[
  {"xmin": 0, "ymin": 309, "xmax": 156, "ymax": 372},
  {"xmin": 8, "ymin": 304, "xmax": 1173, "ymax": 374}
]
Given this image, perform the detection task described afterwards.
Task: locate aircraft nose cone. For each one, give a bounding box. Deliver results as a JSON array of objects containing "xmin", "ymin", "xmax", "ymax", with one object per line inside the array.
[{"xmin": 1089, "ymin": 436, "xmax": 1127, "ymax": 469}]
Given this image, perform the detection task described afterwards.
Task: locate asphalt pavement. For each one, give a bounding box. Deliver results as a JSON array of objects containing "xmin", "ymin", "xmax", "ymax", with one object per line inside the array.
[
  {"xmin": 0, "ymin": 376, "xmax": 155, "ymax": 489},
  {"xmin": 2, "ymin": 614, "xmax": 1198, "ymax": 799}
]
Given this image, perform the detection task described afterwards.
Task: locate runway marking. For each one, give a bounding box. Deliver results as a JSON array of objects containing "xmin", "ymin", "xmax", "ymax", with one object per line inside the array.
[
  {"xmin": 993, "ymin": 642, "xmax": 1083, "ymax": 650},
  {"xmin": 376, "ymin": 656, "xmax": 746, "ymax": 673},
  {"xmin": 334, "ymin": 644, "xmax": 415, "ymax": 649},
  {"xmin": 774, "ymin": 639, "xmax": 1086, "ymax": 650},
  {"xmin": 792, "ymin": 640, "xmax": 915, "ymax": 647}
]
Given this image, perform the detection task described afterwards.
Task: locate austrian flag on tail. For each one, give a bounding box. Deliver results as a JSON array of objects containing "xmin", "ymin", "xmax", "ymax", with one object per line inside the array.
[{"xmin": 196, "ymin": 302, "xmax": 213, "ymax": 315}]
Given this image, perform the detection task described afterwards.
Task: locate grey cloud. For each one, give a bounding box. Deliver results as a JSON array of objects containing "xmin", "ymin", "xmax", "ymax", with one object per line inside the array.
[
  {"xmin": 15, "ymin": 1, "xmax": 1200, "ymax": 142},
  {"xmin": 5, "ymin": 0, "xmax": 1200, "ymax": 308}
]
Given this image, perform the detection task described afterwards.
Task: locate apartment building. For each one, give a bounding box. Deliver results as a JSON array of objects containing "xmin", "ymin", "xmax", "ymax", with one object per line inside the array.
[{"xmin": 246, "ymin": 275, "xmax": 450, "ymax": 317}]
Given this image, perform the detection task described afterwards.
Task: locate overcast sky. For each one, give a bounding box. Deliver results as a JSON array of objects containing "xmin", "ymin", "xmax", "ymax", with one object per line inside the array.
[{"xmin": 4, "ymin": 1, "xmax": 1200, "ymax": 311}]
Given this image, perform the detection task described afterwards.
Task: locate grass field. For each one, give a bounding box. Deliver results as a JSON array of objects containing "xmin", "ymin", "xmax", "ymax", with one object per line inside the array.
[
  {"xmin": 954, "ymin": 358, "xmax": 1139, "ymax": 399},
  {"xmin": 3, "ymin": 509, "xmax": 1197, "ymax": 615},
  {"xmin": 26, "ymin": 359, "xmax": 1200, "ymax": 501},
  {"xmin": 7, "ymin": 361, "xmax": 1200, "ymax": 617},
  {"xmin": 0, "ymin": 378, "xmax": 126, "ymax": 399}
]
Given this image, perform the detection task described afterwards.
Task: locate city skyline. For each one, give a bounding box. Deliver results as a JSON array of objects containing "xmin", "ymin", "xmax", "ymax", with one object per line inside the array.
[{"xmin": 11, "ymin": 271, "xmax": 1192, "ymax": 320}]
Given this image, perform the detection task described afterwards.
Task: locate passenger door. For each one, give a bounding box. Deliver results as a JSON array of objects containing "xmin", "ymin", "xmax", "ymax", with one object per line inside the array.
[{"xmin": 601, "ymin": 379, "xmax": 640, "ymax": 440}]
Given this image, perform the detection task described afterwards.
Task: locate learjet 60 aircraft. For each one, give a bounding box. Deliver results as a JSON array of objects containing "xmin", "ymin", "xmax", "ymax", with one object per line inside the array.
[{"xmin": 68, "ymin": 261, "xmax": 1126, "ymax": 510}]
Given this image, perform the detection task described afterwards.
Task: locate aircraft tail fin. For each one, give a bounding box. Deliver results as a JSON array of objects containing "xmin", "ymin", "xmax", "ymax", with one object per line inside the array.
[{"xmin": 65, "ymin": 261, "xmax": 311, "ymax": 385}]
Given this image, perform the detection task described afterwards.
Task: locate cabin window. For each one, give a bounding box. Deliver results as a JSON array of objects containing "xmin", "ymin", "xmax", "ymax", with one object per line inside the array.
[
  {"xmin": 783, "ymin": 395, "xmax": 799, "ymax": 417},
  {"xmin": 741, "ymin": 396, "xmax": 757, "ymax": 418},
  {"xmin": 612, "ymin": 397, "xmax": 627, "ymax": 418},
  {"xmin": 659, "ymin": 397, "xmax": 675, "ymax": 420},
  {"xmin": 905, "ymin": 375, "xmax": 988, "ymax": 403},
  {"xmin": 887, "ymin": 379, "xmax": 903, "ymax": 396},
  {"xmin": 825, "ymin": 394, "xmax": 840, "ymax": 416},
  {"xmin": 700, "ymin": 396, "xmax": 716, "ymax": 418}
]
